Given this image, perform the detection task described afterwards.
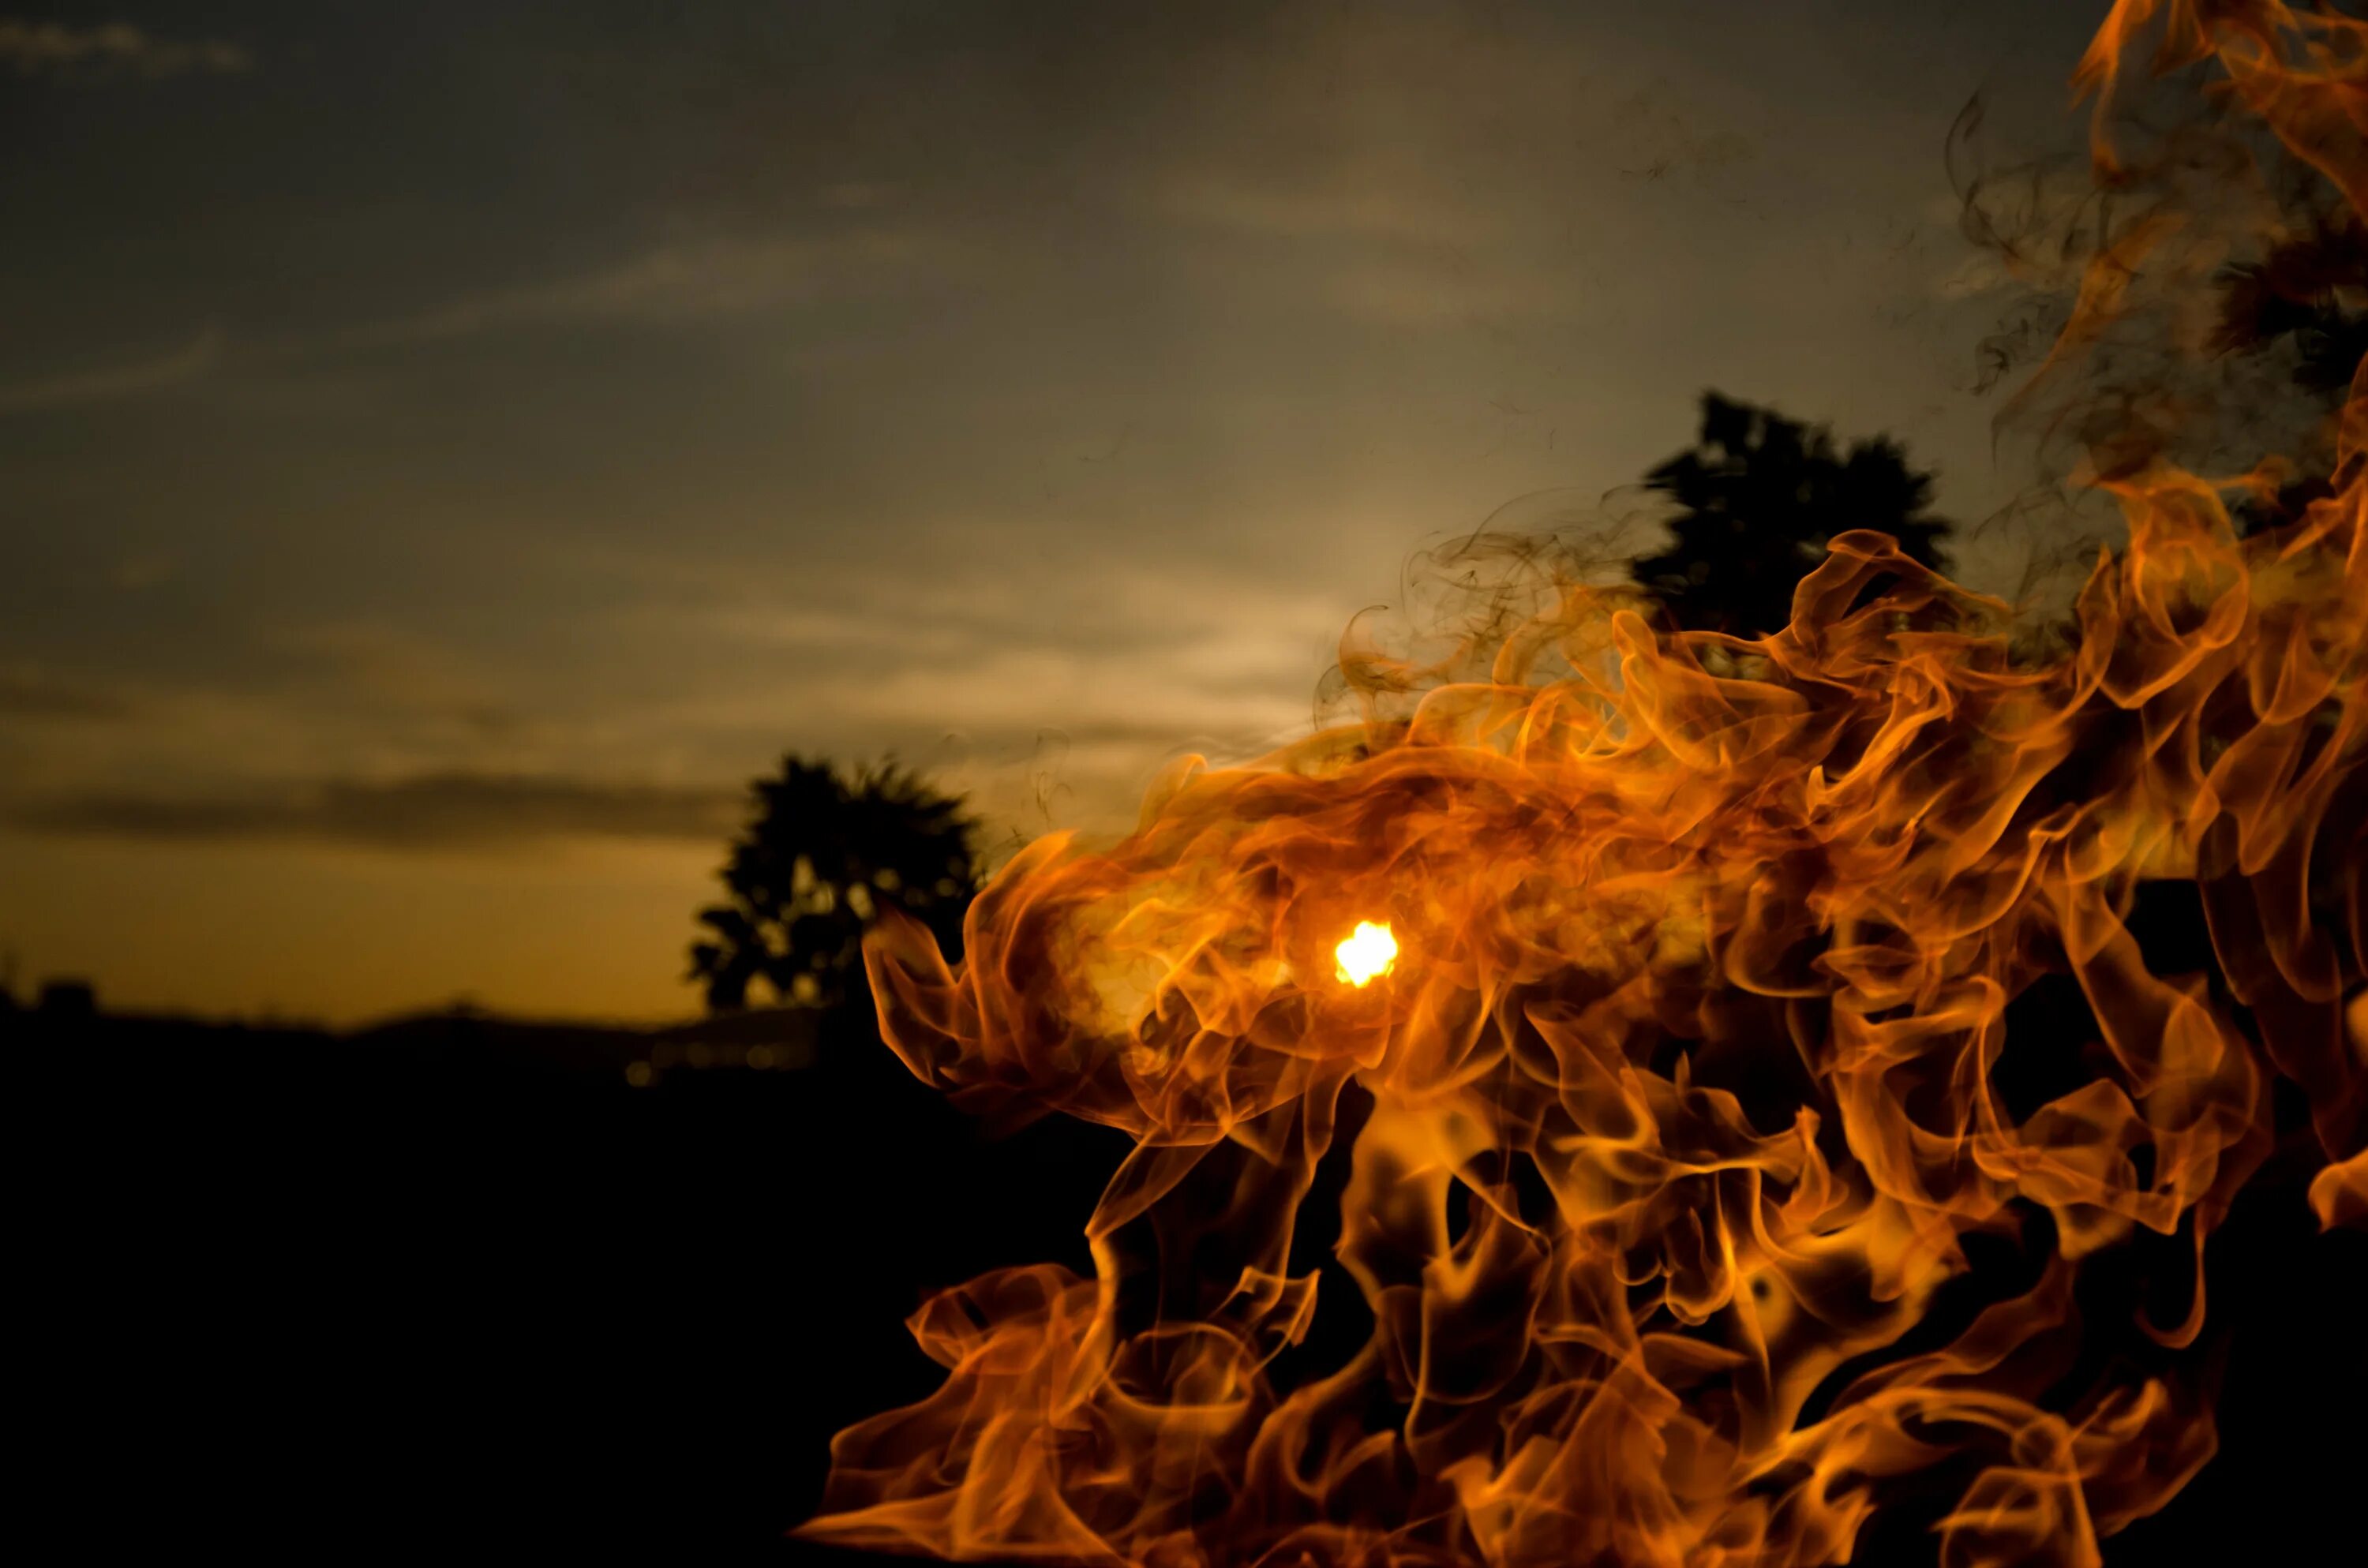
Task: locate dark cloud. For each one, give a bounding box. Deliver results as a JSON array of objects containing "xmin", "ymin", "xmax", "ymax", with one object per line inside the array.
[{"xmin": 9, "ymin": 772, "xmax": 742, "ymax": 848}]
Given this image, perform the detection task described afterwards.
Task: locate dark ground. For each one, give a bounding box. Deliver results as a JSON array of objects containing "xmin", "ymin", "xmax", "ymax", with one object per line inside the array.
[{"xmin": 9, "ymin": 997, "xmax": 2360, "ymax": 1563}]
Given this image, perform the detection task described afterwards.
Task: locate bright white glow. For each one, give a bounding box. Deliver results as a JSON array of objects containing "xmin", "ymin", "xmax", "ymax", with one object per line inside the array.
[{"xmin": 1334, "ymin": 921, "xmax": 1399, "ymax": 987}]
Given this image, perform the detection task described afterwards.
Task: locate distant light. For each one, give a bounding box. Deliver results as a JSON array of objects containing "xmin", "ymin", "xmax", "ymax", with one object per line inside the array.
[
  {"xmin": 1334, "ymin": 922, "xmax": 1399, "ymax": 987},
  {"xmin": 624, "ymin": 1061, "xmax": 654, "ymax": 1088}
]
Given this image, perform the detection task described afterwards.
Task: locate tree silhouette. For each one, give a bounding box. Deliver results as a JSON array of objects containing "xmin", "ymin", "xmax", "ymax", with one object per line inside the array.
[
  {"xmin": 1631, "ymin": 392, "xmax": 1952, "ymax": 636},
  {"xmin": 2216, "ymin": 215, "xmax": 2368, "ymax": 402},
  {"xmin": 2214, "ymin": 213, "xmax": 2366, "ymax": 536},
  {"xmin": 689, "ymin": 757, "xmax": 980, "ymax": 1012}
]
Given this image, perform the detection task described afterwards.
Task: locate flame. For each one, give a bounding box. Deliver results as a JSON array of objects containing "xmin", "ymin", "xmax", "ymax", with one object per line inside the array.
[
  {"xmin": 804, "ymin": 6, "xmax": 2366, "ymax": 1565},
  {"xmin": 1336, "ymin": 922, "xmax": 1400, "ymax": 988}
]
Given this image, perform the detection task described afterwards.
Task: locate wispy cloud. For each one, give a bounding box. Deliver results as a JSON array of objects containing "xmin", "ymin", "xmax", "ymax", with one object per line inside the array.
[
  {"xmin": 264, "ymin": 621, "xmax": 519, "ymax": 733},
  {"xmin": 322, "ymin": 229, "xmax": 951, "ymax": 349},
  {"xmin": 1156, "ymin": 176, "xmax": 1486, "ymax": 246},
  {"xmin": 0, "ymin": 18, "xmax": 250, "ymax": 80},
  {"xmin": 0, "ymin": 225, "xmax": 950, "ymax": 417},
  {"xmin": 0, "ymin": 223, "xmax": 933, "ymax": 417},
  {"xmin": 0, "ymin": 664, "xmax": 137, "ymax": 721},
  {"xmin": 9, "ymin": 772, "xmax": 743, "ymax": 848},
  {"xmin": 0, "ymin": 326, "xmax": 224, "ymax": 414}
]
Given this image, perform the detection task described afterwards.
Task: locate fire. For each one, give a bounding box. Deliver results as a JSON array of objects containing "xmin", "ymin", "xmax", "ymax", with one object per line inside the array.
[
  {"xmin": 804, "ymin": 6, "xmax": 2366, "ymax": 1566},
  {"xmin": 1335, "ymin": 922, "xmax": 1399, "ymax": 988}
]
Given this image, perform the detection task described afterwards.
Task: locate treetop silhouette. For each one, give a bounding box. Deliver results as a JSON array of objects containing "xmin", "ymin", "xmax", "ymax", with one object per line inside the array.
[
  {"xmin": 1631, "ymin": 391, "xmax": 1952, "ymax": 637},
  {"xmin": 2213, "ymin": 214, "xmax": 2366, "ymax": 536},
  {"xmin": 690, "ymin": 756, "xmax": 980, "ymax": 1012}
]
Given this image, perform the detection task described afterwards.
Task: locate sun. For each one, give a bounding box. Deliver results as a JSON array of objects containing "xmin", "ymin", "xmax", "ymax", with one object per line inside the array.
[{"xmin": 1333, "ymin": 921, "xmax": 1399, "ymax": 987}]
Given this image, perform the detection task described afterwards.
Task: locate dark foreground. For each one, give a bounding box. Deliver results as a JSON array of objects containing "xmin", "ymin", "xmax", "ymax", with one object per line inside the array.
[{"xmin": 11, "ymin": 1000, "xmax": 2360, "ymax": 1563}]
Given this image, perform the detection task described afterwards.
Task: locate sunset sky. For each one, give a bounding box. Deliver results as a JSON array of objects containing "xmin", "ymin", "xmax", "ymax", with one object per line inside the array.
[{"xmin": 0, "ymin": 1, "xmax": 2108, "ymax": 1023}]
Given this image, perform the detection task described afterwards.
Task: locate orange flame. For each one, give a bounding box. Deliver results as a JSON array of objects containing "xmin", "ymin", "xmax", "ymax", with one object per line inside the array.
[{"xmin": 805, "ymin": 6, "xmax": 2366, "ymax": 1565}]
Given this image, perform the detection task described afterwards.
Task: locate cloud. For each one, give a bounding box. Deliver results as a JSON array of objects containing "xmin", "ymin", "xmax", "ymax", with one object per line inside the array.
[
  {"xmin": 0, "ymin": 223, "xmax": 950, "ymax": 417},
  {"xmin": 1156, "ymin": 176, "xmax": 1482, "ymax": 245},
  {"xmin": 0, "ymin": 225, "xmax": 912, "ymax": 415},
  {"xmin": 0, "ymin": 327, "xmax": 224, "ymax": 414},
  {"xmin": 1318, "ymin": 257, "xmax": 1568, "ymax": 328},
  {"xmin": 0, "ymin": 18, "xmax": 250, "ymax": 80},
  {"xmin": 9, "ymin": 772, "xmax": 744, "ymax": 848},
  {"xmin": 264, "ymin": 621, "xmax": 518, "ymax": 732},
  {"xmin": 0, "ymin": 665, "xmax": 136, "ymax": 721},
  {"xmin": 321, "ymin": 229, "xmax": 952, "ymax": 350}
]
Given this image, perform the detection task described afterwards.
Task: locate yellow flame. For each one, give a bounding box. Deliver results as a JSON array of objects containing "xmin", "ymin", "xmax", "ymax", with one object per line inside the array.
[{"xmin": 1333, "ymin": 921, "xmax": 1399, "ymax": 987}]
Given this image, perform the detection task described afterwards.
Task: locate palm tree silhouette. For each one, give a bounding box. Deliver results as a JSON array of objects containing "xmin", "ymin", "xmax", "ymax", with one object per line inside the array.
[{"xmin": 689, "ymin": 757, "xmax": 980, "ymax": 1012}]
